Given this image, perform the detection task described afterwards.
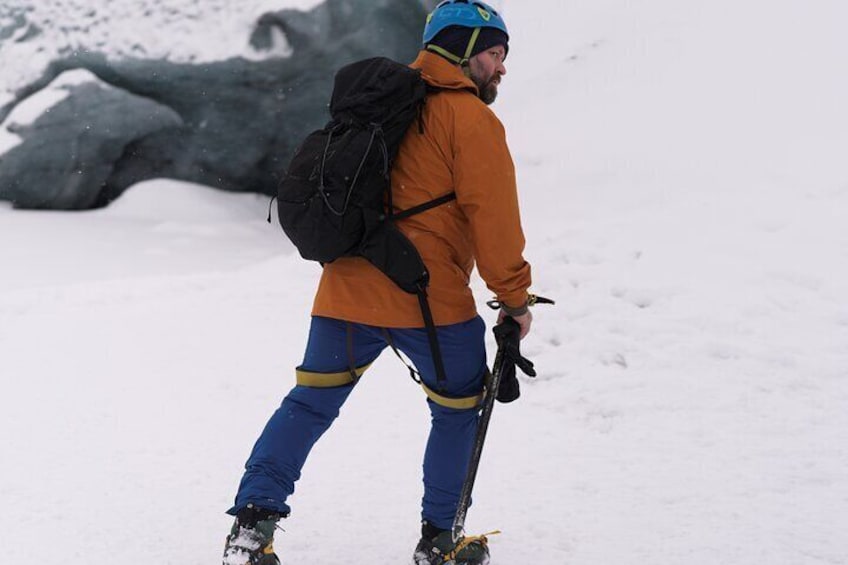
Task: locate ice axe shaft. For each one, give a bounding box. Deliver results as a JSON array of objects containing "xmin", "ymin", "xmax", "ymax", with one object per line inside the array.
[
  {"xmin": 451, "ymin": 331, "xmax": 508, "ymax": 543},
  {"xmin": 452, "ymin": 296, "xmax": 554, "ymax": 542}
]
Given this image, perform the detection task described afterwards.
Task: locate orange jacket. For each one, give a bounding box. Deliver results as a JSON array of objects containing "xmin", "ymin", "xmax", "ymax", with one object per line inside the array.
[{"xmin": 312, "ymin": 50, "xmax": 531, "ymax": 327}]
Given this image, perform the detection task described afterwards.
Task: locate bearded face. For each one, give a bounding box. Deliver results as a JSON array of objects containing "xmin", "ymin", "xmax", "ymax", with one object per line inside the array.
[
  {"xmin": 468, "ymin": 45, "xmax": 507, "ymax": 106},
  {"xmin": 470, "ymin": 69, "xmax": 501, "ymax": 105}
]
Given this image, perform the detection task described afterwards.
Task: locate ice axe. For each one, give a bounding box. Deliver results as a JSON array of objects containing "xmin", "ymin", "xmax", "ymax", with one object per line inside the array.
[{"xmin": 452, "ymin": 294, "xmax": 555, "ymax": 543}]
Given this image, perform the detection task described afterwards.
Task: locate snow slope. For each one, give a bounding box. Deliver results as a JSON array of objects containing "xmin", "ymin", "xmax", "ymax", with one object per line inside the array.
[{"xmin": 2, "ymin": 1, "xmax": 847, "ymax": 564}]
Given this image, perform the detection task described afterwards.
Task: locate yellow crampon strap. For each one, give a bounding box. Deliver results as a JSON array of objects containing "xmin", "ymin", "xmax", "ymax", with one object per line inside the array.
[
  {"xmin": 295, "ymin": 363, "xmax": 372, "ymax": 387},
  {"xmin": 442, "ymin": 530, "xmax": 502, "ymax": 564}
]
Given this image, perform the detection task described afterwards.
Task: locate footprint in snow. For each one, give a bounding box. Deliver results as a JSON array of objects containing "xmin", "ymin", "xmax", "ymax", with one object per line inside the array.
[{"xmin": 610, "ymin": 286, "xmax": 657, "ymax": 309}]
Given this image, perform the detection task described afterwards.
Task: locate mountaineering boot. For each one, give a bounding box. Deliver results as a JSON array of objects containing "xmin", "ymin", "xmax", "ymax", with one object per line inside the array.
[
  {"xmin": 413, "ymin": 521, "xmax": 491, "ymax": 565},
  {"xmin": 222, "ymin": 504, "xmax": 283, "ymax": 565}
]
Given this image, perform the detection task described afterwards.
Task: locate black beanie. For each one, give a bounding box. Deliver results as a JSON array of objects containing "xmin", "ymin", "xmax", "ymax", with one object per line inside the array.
[{"xmin": 427, "ymin": 25, "xmax": 509, "ymax": 62}]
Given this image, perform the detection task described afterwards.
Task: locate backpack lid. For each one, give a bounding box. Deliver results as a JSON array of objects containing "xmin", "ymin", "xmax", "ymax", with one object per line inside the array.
[{"xmin": 330, "ymin": 57, "xmax": 425, "ymax": 124}]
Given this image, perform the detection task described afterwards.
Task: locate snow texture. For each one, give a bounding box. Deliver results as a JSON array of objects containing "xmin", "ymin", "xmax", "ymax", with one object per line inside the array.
[
  {"xmin": 2, "ymin": 0, "xmax": 848, "ymax": 564},
  {"xmin": 0, "ymin": 0, "xmax": 323, "ymax": 110}
]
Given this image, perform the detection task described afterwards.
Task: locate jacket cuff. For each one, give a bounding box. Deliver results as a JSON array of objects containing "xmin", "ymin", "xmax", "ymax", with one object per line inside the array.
[{"xmin": 500, "ymin": 299, "xmax": 529, "ymax": 317}]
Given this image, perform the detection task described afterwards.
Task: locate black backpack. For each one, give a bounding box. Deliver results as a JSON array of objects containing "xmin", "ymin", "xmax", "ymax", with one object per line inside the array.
[{"xmin": 276, "ymin": 57, "xmax": 455, "ymax": 386}]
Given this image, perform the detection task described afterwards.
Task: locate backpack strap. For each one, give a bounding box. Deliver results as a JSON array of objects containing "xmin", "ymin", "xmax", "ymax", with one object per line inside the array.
[
  {"xmin": 382, "ymin": 328, "xmax": 422, "ymax": 384},
  {"xmin": 415, "ymin": 282, "xmax": 449, "ymax": 391},
  {"xmin": 382, "ymin": 293, "xmax": 449, "ymax": 392},
  {"xmin": 391, "ymin": 193, "xmax": 456, "ymax": 392},
  {"xmin": 391, "ymin": 192, "xmax": 457, "ymax": 221},
  {"xmin": 345, "ymin": 322, "xmax": 359, "ymax": 382}
]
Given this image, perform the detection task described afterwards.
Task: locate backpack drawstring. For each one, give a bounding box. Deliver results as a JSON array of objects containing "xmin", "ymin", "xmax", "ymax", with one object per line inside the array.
[
  {"xmin": 320, "ymin": 123, "xmax": 382, "ymax": 217},
  {"xmin": 347, "ymin": 124, "xmax": 380, "ymax": 194},
  {"xmin": 266, "ymin": 195, "xmax": 276, "ymax": 223},
  {"xmin": 317, "ymin": 125, "xmax": 337, "ymax": 213},
  {"xmin": 377, "ymin": 131, "xmax": 389, "ymax": 178}
]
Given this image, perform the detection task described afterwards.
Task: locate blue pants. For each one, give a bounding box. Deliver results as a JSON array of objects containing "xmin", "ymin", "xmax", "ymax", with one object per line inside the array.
[{"xmin": 229, "ymin": 315, "xmax": 487, "ymax": 530}]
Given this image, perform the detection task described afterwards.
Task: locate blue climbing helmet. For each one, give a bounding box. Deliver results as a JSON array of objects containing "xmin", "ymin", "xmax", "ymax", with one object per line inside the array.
[{"xmin": 423, "ymin": 0, "xmax": 509, "ymax": 65}]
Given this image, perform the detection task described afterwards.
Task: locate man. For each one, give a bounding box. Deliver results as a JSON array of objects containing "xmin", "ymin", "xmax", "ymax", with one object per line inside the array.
[{"xmin": 223, "ymin": 2, "xmax": 532, "ymax": 564}]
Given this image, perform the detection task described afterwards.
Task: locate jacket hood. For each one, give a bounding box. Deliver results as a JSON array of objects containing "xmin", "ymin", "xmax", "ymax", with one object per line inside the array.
[{"xmin": 410, "ymin": 50, "xmax": 479, "ymax": 96}]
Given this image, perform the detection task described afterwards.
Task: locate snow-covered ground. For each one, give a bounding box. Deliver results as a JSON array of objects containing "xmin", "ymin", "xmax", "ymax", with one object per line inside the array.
[{"xmin": 2, "ymin": 1, "xmax": 848, "ymax": 564}]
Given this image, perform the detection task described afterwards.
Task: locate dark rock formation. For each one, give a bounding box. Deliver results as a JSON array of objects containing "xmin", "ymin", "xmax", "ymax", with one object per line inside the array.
[
  {"xmin": 0, "ymin": 0, "xmax": 438, "ymax": 210},
  {"xmin": 0, "ymin": 74, "xmax": 182, "ymax": 209}
]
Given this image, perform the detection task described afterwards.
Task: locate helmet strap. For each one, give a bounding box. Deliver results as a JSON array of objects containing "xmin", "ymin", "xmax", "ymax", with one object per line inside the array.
[
  {"xmin": 462, "ymin": 27, "xmax": 482, "ymax": 64},
  {"xmin": 426, "ymin": 27, "xmax": 482, "ymax": 67},
  {"xmin": 426, "ymin": 43, "xmax": 464, "ymax": 65}
]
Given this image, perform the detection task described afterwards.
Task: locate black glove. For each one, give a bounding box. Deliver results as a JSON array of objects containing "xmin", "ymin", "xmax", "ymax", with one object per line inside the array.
[{"xmin": 492, "ymin": 317, "xmax": 536, "ymax": 403}]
